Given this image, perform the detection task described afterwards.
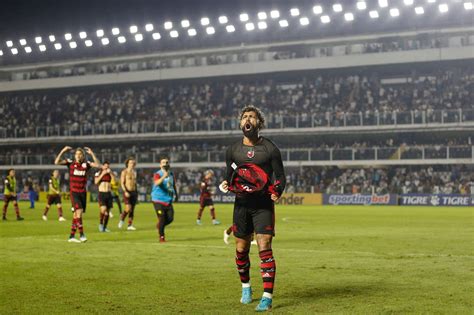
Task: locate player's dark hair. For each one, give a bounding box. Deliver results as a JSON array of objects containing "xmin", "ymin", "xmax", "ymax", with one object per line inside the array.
[
  {"xmin": 239, "ymin": 105, "xmax": 265, "ymax": 130},
  {"xmin": 103, "ymin": 160, "xmax": 110, "ymax": 165},
  {"xmin": 159, "ymin": 156, "xmax": 170, "ymax": 162},
  {"xmin": 7, "ymin": 169, "xmax": 14, "ymax": 174},
  {"xmin": 125, "ymin": 157, "xmax": 135, "ymax": 167}
]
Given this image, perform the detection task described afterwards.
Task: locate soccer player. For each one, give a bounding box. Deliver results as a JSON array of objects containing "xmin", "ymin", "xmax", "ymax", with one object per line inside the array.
[
  {"xmin": 42, "ymin": 170, "xmax": 66, "ymax": 221},
  {"xmin": 110, "ymin": 172, "xmax": 122, "ymax": 218},
  {"xmin": 95, "ymin": 161, "xmax": 115, "ymax": 232},
  {"xmin": 2, "ymin": 169, "xmax": 24, "ymax": 221},
  {"xmin": 118, "ymin": 157, "xmax": 138, "ymax": 231},
  {"xmin": 151, "ymin": 157, "xmax": 178, "ymax": 243},
  {"xmin": 26, "ymin": 177, "xmax": 36, "ymax": 209},
  {"xmin": 196, "ymin": 170, "xmax": 220, "ymax": 225},
  {"xmin": 55, "ymin": 146, "xmax": 101, "ymax": 243},
  {"xmin": 220, "ymin": 105, "xmax": 285, "ymax": 312}
]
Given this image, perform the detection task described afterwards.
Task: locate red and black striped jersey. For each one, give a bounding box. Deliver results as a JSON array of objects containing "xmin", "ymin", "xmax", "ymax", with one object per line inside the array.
[
  {"xmin": 200, "ymin": 179, "xmax": 212, "ymax": 199},
  {"xmin": 95, "ymin": 170, "xmax": 112, "ymax": 184},
  {"xmin": 66, "ymin": 159, "xmax": 92, "ymax": 193}
]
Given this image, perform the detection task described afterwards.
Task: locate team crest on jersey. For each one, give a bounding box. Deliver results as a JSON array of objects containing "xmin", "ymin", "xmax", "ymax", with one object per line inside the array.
[
  {"xmin": 82, "ymin": 163, "xmax": 87, "ymax": 168},
  {"xmin": 247, "ymin": 149, "xmax": 255, "ymax": 159}
]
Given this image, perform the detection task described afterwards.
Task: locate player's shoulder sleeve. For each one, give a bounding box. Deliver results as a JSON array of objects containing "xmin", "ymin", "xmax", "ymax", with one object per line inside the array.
[
  {"xmin": 65, "ymin": 158, "xmax": 73, "ymax": 167},
  {"xmin": 49, "ymin": 179, "xmax": 53, "ymax": 184},
  {"xmin": 86, "ymin": 161, "xmax": 93, "ymax": 170},
  {"xmin": 153, "ymin": 172, "xmax": 161, "ymax": 180},
  {"xmin": 4, "ymin": 179, "xmax": 9, "ymax": 184}
]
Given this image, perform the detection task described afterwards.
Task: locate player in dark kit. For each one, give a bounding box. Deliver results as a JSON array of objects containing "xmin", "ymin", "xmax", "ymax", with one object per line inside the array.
[
  {"xmin": 55, "ymin": 146, "xmax": 101, "ymax": 243},
  {"xmin": 220, "ymin": 105, "xmax": 285, "ymax": 312},
  {"xmin": 95, "ymin": 161, "xmax": 115, "ymax": 232},
  {"xmin": 196, "ymin": 170, "xmax": 220, "ymax": 225}
]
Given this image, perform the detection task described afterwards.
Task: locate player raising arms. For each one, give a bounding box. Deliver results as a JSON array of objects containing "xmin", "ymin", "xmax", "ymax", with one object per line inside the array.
[
  {"xmin": 220, "ymin": 105, "xmax": 285, "ymax": 312},
  {"xmin": 118, "ymin": 157, "xmax": 138, "ymax": 231},
  {"xmin": 196, "ymin": 170, "xmax": 220, "ymax": 225},
  {"xmin": 42, "ymin": 170, "xmax": 66, "ymax": 222},
  {"xmin": 2, "ymin": 169, "xmax": 24, "ymax": 221},
  {"xmin": 95, "ymin": 161, "xmax": 115, "ymax": 232},
  {"xmin": 55, "ymin": 146, "xmax": 101, "ymax": 243}
]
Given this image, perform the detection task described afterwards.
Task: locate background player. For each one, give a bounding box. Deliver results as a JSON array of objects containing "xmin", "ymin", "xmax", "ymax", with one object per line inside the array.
[
  {"xmin": 109, "ymin": 172, "xmax": 122, "ymax": 218},
  {"xmin": 2, "ymin": 169, "xmax": 24, "ymax": 221},
  {"xmin": 42, "ymin": 170, "xmax": 66, "ymax": 221},
  {"xmin": 196, "ymin": 169, "xmax": 220, "ymax": 225},
  {"xmin": 95, "ymin": 161, "xmax": 114, "ymax": 232},
  {"xmin": 119, "ymin": 157, "xmax": 138, "ymax": 231}
]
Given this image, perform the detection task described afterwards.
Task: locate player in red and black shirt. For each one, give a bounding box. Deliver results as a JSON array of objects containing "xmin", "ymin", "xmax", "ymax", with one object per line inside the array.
[
  {"xmin": 55, "ymin": 146, "xmax": 101, "ymax": 243},
  {"xmin": 220, "ymin": 105, "xmax": 285, "ymax": 311},
  {"xmin": 196, "ymin": 170, "xmax": 220, "ymax": 225},
  {"xmin": 94, "ymin": 161, "xmax": 115, "ymax": 232}
]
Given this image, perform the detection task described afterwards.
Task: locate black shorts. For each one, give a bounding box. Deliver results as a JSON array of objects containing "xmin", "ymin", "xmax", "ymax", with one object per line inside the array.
[
  {"xmin": 200, "ymin": 198, "xmax": 214, "ymax": 208},
  {"xmin": 98, "ymin": 192, "xmax": 113, "ymax": 209},
  {"xmin": 233, "ymin": 203, "xmax": 275, "ymax": 238},
  {"xmin": 153, "ymin": 202, "xmax": 174, "ymax": 219},
  {"xmin": 124, "ymin": 191, "xmax": 138, "ymax": 206},
  {"xmin": 47, "ymin": 194, "xmax": 61, "ymax": 205},
  {"xmin": 70, "ymin": 192, "xmax": 87, "ymax": 212},
  {"xmin": 3, "ymin": 194, "xmax": 17, "ymax": 203}
]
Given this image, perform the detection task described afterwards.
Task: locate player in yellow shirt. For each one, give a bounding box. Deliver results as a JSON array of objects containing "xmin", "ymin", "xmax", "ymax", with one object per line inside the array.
[
  {"xmin": 42, "ymin": 170, "xmax": 66, "ymax": 221},
  {"xmin": 2, "ymin": 169, "xmax": 24, "ymax": 220}
]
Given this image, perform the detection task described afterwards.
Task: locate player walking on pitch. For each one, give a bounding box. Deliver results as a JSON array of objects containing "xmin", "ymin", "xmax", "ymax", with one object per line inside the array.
[
  {"xmin": 220, "ymin": 105, "xmax": 285, "ymax": 312},
  {"xmin": 119, "ymin": 157, "xmax": 138, "ymax": 230},
  {"xmin": 196, "ymin": 170, "xmax": 220, "ymax": 225},
  {"xmin": 2, "ymin": 169, "xmax": 24, "ymax": 221},
  {"xmin": 95, "ymin": 161, "xmax": 115, "ymax": 232},
  {"xmin": 110, "ymin": 173, "xmax": 122, "ymax": 218},
  {"xmin": 42, "ymin": 170, "xmax": 66, "ymax": 221}
]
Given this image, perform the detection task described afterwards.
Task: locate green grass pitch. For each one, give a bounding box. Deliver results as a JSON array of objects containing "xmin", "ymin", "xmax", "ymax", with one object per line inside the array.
[{"xmin": 0, "ymin": 201, "xmax": 472, "ymax": 314}]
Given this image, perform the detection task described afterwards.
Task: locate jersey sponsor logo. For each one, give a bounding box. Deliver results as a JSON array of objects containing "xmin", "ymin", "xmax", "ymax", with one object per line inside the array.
[{"xmin": 73, "ymin": 169, "xmax": 87, "ymax": 176}]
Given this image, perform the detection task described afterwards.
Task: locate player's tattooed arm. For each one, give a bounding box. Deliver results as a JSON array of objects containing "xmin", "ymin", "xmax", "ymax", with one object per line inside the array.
[{"xmin": 54, "ymin": 146, "xmax": 72, "ymax": 165}]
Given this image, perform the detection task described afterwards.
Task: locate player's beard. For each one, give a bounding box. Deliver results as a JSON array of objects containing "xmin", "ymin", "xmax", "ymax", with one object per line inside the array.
[{"xmin": 242, "ymin": 122, "xmax": 258, "ymax": 138}]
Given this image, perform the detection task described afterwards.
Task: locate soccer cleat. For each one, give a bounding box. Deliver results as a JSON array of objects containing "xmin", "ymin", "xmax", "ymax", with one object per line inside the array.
[
  {"xmin": 223, "ymin": 229, "xmax": 231, "ymax": 245},
  {"xmin": 59, "ymin": 217, "xmax": 66, "ymax": 222},
  {"xmin": 103, "ymin": 228, "xmax": 111, "ymax": 233},
  {"xmin": 240, "ymin": 286, "xmax": 252, "ymax": 304},
  {"xmin": 2, "ymin": 216, "xmax": 6, "ymax": 221},
  {"xmin": 68, "ymin": 237, "xmax": 81, "ymax": 243},
  {"xmin": 109, "ymin": 212, "xmax": 114, "ymax": 218},
  {"xmin": 79, "ymin": 235, "xmax": 88, "ymax": 243},
  {"xmin": 17, "ymin": 217, "xmax": 24, "ymax": 221},
  {"xmin": 212, "ymin": 219, "xmax": 221, "ymax": 225},
  {"xmin": 159, "ymin": 236, "xmax": 166, "ymax": 243},
  {"xmin": 99, "ymin": 224, "xmax": 104, "ymax": 232},
  {"xmin": 42, "ymin": 215, "xmax": 48, "ymax": 221},
  {"xmin": 196, "ymin": 219, "xmax": 203, "ymax": 225},
  {"xmin": 127, "ymin": 225, "xmax": 136, "ymax": 231},
  {"xmin": 255, "ymin": 297, "xmax": 272, "ymax": 312},
  {"xmin": 118, "ymin": 220, "xmax": 124, "ymax": 229}
]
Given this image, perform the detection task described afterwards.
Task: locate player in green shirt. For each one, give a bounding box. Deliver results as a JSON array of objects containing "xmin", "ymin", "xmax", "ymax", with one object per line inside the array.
[
  {"xmin": 42, "ymin": 170, "xmax": 66, "ymax": 221},
  {"xmin": 2, "ymin": 169, "xmax": 24, "ymax": 220}
]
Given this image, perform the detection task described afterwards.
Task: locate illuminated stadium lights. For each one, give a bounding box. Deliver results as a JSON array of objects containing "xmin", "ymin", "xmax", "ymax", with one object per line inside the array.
[
  {"xmin": 313, "ymin": 5, "xmax": 323, "ymax": 14},
  {"xmin": 333, "ymin": 4, "xmax": 343, "ymax": 12},
  {"xmin": 181, "ymin": 20, "xmax": 190, "ymax": 28},
  {"xmin": 188, "ymin": 28, "xmax": 197, "ymax": 36},
  {"xmin": 112, "ymin": 27, "xmax": 120, "ymax": 35},
  {"xmin": 279, "ymin": 19, "xmax": 289, "ymax": 27},
  {"xmin": 19, "ymin": 39, "xmax": 27, "ymax": 46},
  {"xmin": 245, "ymin": 22, "xmax": 255, "ymax": 31},
  {"xmin": 258, "ymin": 12, "xmax": 267, "ymax": 19},
  {"xmin": 39, "ymin": 44, "xmax": 46, "ymax": 52},
  {"xmin": 0, "ymin": 50, "xmax": 3, "ymax": 56},
  {"xmin": 415, "ymin": 6, "xmax": 425, "ymax": 14},
  {"xmin": 85, "ymin": 39, "xmax": 93, "ymax": 47},
  {"xmin": 206, "ymin": 26, "xmax": 215, "ymax": 34},
  {"xmin": 11, "ymin": 48, "xmax": 18, "ymax": 55},
  {"xmin": 79, "ymin": 32, "xmax": 87, "ymax": 39},
  {"xmin": 145, "ymin": 23, "xmax": 154, "ymax": 32},
  {"xmin": 465, "ymin": 2, "xmax": 473, "ymax": 10},
  {"xmin": 134, "ymin": 33, "xmax": 143, "ymax": 41},
  {"xmin": 24, "ymin": 46, "xmax": 32, "ymax": 53},
  {"xmin": 35, "ymin": 36, "xmax": 42, "ymax": 44},
  {"xmin": 49, "ymin": 35, "xmax": 56, "ymax": 42},
  {"xmin": 118, "ymin": 36, "xmax": 126, "ymax": 43},
  {"xmin": 390, "ymin": 8, "xmax": 400, "ymax": 16},
  {"xmin": 152, "ymin": 32, "xmax": 161, "ymax": 40},
  {"xmin": 344, "ymin": 12, "xmax": 355, "ymax": 21},
  {"xmin": 357, "ymin": 1, "xmax": 367, "ymax": 10},
  {"xmin": 164, "ymin": 21, "xmax": 173, "ymax": 30},
  {"xmin": 427, "ymin": 0, "xmax": 436, "ymax": 3},
  {"xmin": 170, "ymin": 30, "xmax": 179, "ymax": 38},
  {"xmin": 404, "ymin": 0, "xmax": 414, "ymax": 5},
  {"xmin": 226, "ymin": 25, "xmax": 236, "ymax": 32},
  {"xmin": 64, "ymin": 33, "xmax": 72, "ymax": 40},
  {"xmin": 438, "ymin": 3, "xmax": 448, "ymax": 12},
  {"xmin": 379, "ymin": 0, "xmax": 388, "ymax": 8},
  {"xmin": 239, "ymin": 13, "xmax": 249, "ymax": 22},
  {"xmin": 201, "ymin": 17, "xmax": 210, "ymax": 26},
  {"xmin": 69, "ymin": 41, "xmax": 77, "ymax": 49},
  {"xmin": 270, "ymin": 10, "xmax": 280, "ymax": 18},
  {"xmin": 54, "ymin": 43, "xmax": 62, "ymax": 50},
  {"xmin": 218, "ymin": 16, "xmax": 228, "ymax": 24},
  {"xmin": 321, "ymin": 15, "xmax": 331, "ymax": 23},
  {"xmin": 101, "ymin": 38, "xmax": 110, "ymax": 45},
  {"xmin": 129, "ymin": 25, "xmax": 138, "ymax": 33},
  {"xmin": 96, "ymin": 29, "xmax": 104, "ymax": 37},
  {"xmin": 257, "ymin": 21, "xmax": 267, "ymax": 29},
  {"xmin": 299, "ymin": 17, "xmax": 309, "ymax": 26},
  {"xmin": 369, "ymin": 10, "xmax": 380, "ymax": 18},
  {"xmin": 290, "ymin": 8, "xmax": 300, "ymax": 16}
]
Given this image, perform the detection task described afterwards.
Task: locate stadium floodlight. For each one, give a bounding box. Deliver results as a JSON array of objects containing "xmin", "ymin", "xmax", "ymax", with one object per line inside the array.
[
  {"xmin": 427, "ymin": 0, "xmax": 436, "ymax": 3},
  {"xmin": 39, "ymin": 44, "xmax": 46, "ymax": 52},
  {"xmin": 245, "ymin": 22, "xmax": 255, "ymax": 31},
  {"xmin": 290, "ymin": 8, "xmax": 300, "ymax": 16},
  {"xmin": 0, "ymin": 50, "xmax": 3, "ymax": 56},
  {"xmin": 206, "ymin": 26, "xmax": 215, "ymax": 34},
  {"xmin": 129, "ymin": 25, "xmax": 138, "ymax": 33},
  {"xmin": 134, "ymin": 33, "xmax": 143, "ymax": 41},
  {"xmin": 24, "ymin": 46, "xmax": 32, "ymax": 53},
  {"xmin": 201, "ymin": 17, "xmax": 210, "ymax": 26},
  {"xmin": 465, "ymin": 2, "xmax": 473, "ymax": 10},
  {"xmin": 357, "ymin": 1, "xmax": 367, "ymax": 10},
  {"xmin": 19, "ymin": 39, "xmax": 27, "ymax": 46},
  {"xmin": 54, "ymin": 43, "xmax": 62, "ymax": 50},
  {"xmin": 378, "ymin": 0, "xmax": 388, "ymax": 8},
  {"xmin": 257, "ymin": 21, "xmax": 267, "ymax": 29},
  {"xmin": 152, "ymin": 32, "xmax": 161, "ymax": 40},
  {"xmin": 219, "ymin": 16, "xmax": 228, "ymax": 24},
  {"xmin": 321, "ymin": 15, "xmax": 331, "ymax": 23},
  {"xmin": 239, "ymin": 13, "xmax": 249, "ymax": 22},
  {"xmin": 145, "ymin": 23, "xmax": 154, "ymax": 32},
  {"xmin": 226, "ymin": 25, "xmax": 236, "ymax": 32},
  {"xmin": 112, "ymin": 27, "xmax": 120, "ymax": 35},
  {"xmin": 403, "ymin": 0, "xmax": 414, "ymax": 5},
  {"xmin": 69, "ymin": 41, "xmax": 77, "ymax": 48},
  {"xmin": 279, "ymin": 19, "xmax": 289, "ymax": 27},
  {"xmin": 101, "ymin": 37, "xmax": 110, "ymax": 45},
  {"xmin": 415, "ymin": 6, "xmax": 425, "ymax": 14},
  {"xmin": 299, "ymin": 17, "xmax": 309, "ymax": 25},
  {"xmin": 333, "ymin": 4, "xmax": 343, "ymax": 12},
  {"xmin": 369, "ymin": 10, "xmax": 380, "ymax": 18},
  {"xmin": 65, "ymin": 33, "xmax": 72, "ymax": 40},
  {"xmin": 49, "ymin": 35, "xmax": 56, "ymax": 42},
  {"xmin": 164, "ymin": 21, "xmax": 173, "ymax": 30},
  {"xmin": 344, "ymin": 12, "xmax": 354, "ymax": 21},
  {"xmin": 11, "ymin": 48, "xmax": 18, "ymax": 55},
  {"xmin": 96, "ymin": 29, "xmax": 104, "ymax": 37},
  {"xmin": 79, "ymin": 32, "xmax": 87, "ymax": 39},
  {"xmin": 188, "ymin": 28, "xmax": 197, "ymax": 36},
  {"xmin": 313, "ymin": 5, "xmax": 323, "ymax": 14},
  {"xmin": 390, "ymin": 8, "xmax": 400, "ymax": 16},
  {"xmin": 258, "ymin": 12, "xmax": 267, "ymax": 20},
  {"xmin": 270, "ymin": 10, "xmax": 280, "ymax": 19},
  {"xmin": 118, "ymin": 36, "xmax": 126, "ymax": 43},
  {"xmin": 438, "ymin": 3, "xmax": 448, "ymax": 12},
  {"xmin": 170, "ymin": 30, "xmax": 179, "ymax": 38},
  {"xmin": 35, "ymin": 36, "xmax": 42, "ymax": 44},
  {"xmin": 181, "ymin": 20, "xmax": 190, "ymax": 28},
  {"xmin": 85, "ymin": 39, "xmax": 93, "ymax": 47}
]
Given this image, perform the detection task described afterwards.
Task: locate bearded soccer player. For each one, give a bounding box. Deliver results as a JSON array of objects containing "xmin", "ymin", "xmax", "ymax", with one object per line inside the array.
[
  {"xmin": 119, "ymin": 157, "xmax": 138, "ymax": 231},
  {"xmin": 42, "ymin": 170, "xmax": 66, "ymax": 221},
  {"xmin": 196, "ymin": 170, "xmax": 220, "ymax": 225},
  {"xmin": 2, "ymin": 169, "xmax": 24, "ymax": 221},
  {"xmin": 110, "ymin": 172, "xmax": 122, "ymax": 218},
  {"xmin": 220, "ymin": 105, "xmax": 285, "ymax": 312},
  {"xmin": 95, "ymin": 161, "xmax": 115, "ymax": 232},
  {"xmin": 55, "ymin": 146, "xmax": 101, "ymax": 243}
]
